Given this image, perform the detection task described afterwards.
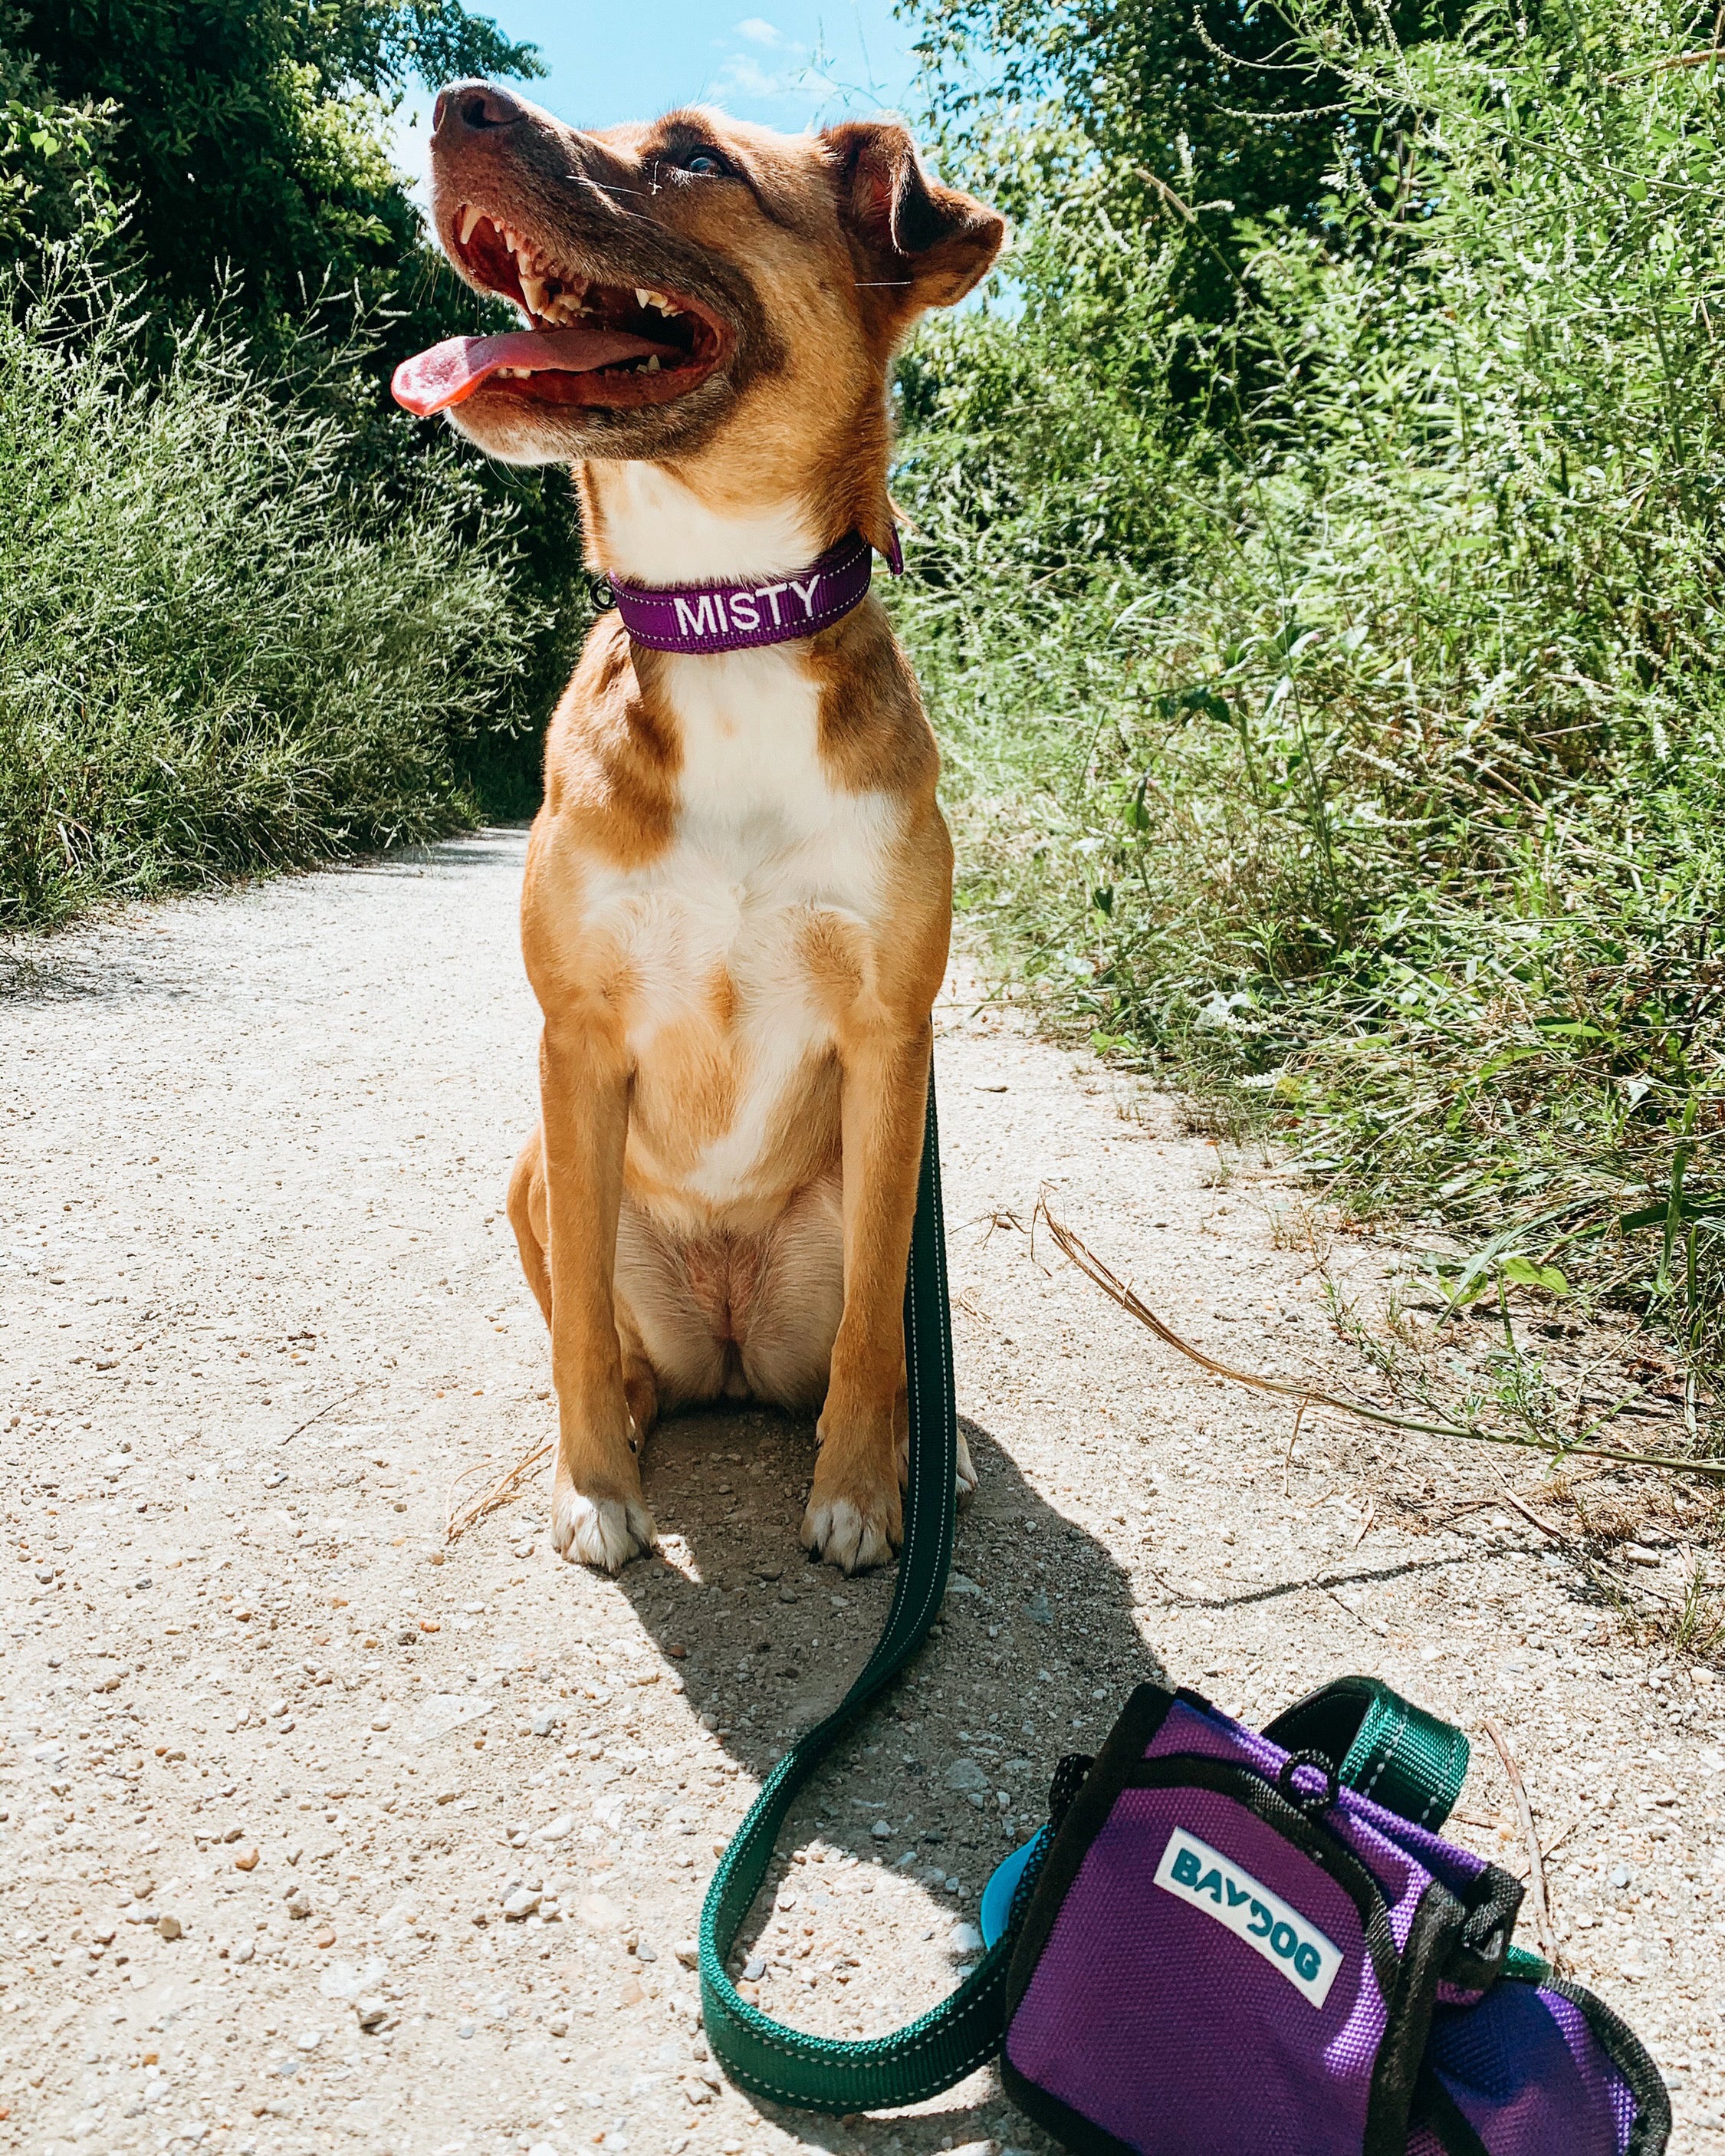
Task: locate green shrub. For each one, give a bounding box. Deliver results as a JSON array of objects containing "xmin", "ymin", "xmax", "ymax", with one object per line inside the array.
[
  {"xmin": 0, "ymin": 262, "xmax": 555, "ymax": 926},
  {"xmin": 898, "ymin": 0, "xmax": 1725, "ymax": 1401}
]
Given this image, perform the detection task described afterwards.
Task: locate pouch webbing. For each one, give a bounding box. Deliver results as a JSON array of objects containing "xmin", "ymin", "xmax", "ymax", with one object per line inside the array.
[
  {"xmin": 1263, "ymin": 1675, "xmax": 1470, "ymax": 1832},
  {"xmin": 698, "ymin": 1062, "xmax": 1474, "ymax": 2116}
]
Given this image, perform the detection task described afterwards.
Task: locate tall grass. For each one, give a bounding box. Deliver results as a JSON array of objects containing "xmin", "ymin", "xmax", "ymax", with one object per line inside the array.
[
  {"xmin": 895, "ymin": 0, "xmax": 1725, "ymax": 1421},
  {"xmin": 1, "ymin": 263, "xmax": 560, "ymax": 928}
]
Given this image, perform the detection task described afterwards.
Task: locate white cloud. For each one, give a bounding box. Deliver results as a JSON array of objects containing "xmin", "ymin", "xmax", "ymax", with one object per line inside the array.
[{"xmin": 733, "ymin": 15, "xmax": 787, "ymax": 46}]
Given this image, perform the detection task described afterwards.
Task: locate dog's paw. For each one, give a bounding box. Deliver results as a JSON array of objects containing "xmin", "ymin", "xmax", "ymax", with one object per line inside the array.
[
  {"xmin": 892, "ymin": 1427, "xmax": 978, "ymax": 1504},
  {"xmin": 551, "ymin": 1485, "xmax": 656, "ymax": 1573},
  {"xmin": 802, "ymin": 1468, "xmax": 902, "ymax": 1575}
]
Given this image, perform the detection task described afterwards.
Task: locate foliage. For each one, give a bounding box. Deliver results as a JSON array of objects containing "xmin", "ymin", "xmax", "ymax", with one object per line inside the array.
[
  {"xmin": 0, "ymin": 5, "xmax": 116, "ymax": 251},
  {"xmin": 7, "ymin": 0, "xmax": 538, "ymax": 351},
  {"xmin": 894, "ymin": 0, "xmax": 1725, "ymax": 1425},
  {"xmin": 909, "ymin": 0, "xmax": 1467, "ymax": 321},
  {"xmin": 0, "ymin": 260, "xmax": 560, "ymax": 928},
  {"xmin": 0, "ymin": 2, "xmax": 587, "ymax": 918}
]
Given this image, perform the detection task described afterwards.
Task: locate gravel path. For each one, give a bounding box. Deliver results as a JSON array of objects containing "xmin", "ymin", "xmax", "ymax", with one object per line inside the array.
[{"xmin": 3, "ymin": 828, "xmax": 1723, "ymax": 2156}]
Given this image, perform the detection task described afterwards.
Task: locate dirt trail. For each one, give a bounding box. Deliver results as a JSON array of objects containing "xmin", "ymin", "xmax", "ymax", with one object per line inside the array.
[{"xmin": 2, "ymin": 828, "xmax": 1722, "ymax": 2156}]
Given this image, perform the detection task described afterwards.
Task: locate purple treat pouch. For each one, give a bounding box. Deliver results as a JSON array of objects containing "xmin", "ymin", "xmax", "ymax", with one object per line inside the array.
[{"xmin": 1001, "ymin": 1685, "xmax": 1668, "ymax": 2156}]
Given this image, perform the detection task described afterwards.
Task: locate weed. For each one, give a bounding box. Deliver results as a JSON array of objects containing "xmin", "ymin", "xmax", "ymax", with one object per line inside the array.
[
  {"xmin": 0, "ymin": 258, "xmax": 567, "ymax": 929},
  {"xmin": 896, "ymin": 0, "xmax": 1725, "ymax": 1441}
]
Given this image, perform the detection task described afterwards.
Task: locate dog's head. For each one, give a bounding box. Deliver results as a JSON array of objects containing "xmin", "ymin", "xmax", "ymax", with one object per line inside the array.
[{"xmin": 396, "ymin": 84, "xmax": 1003, "ymax": 536}]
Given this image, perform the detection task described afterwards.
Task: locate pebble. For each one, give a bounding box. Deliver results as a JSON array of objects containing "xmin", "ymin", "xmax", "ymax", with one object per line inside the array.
[
  {"xmin": 355, "ymin": 1998, "xmax": 387, "ymax": 2032},
  {"xmin": 155, "ymin": 1914, "xmax": 182, "ymax": 1942},
  {"xmin": 870, "ymin": 1819, "xmax": 892, "ymax": 1839},
  {"xmin": 502, "ymin": 1887, "xmax": 540, "ymax": 1921}
]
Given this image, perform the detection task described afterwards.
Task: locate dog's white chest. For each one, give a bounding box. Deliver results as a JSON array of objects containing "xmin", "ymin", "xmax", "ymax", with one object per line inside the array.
[{"xmin": 585, "ymin": 649, "xmax": 895, "ymax": 1204}]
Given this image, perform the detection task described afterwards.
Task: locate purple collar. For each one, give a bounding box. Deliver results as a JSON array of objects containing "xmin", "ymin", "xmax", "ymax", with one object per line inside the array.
[{"xmin": 606, "ymin": 527, "xmax": 902, "ymax": 655}]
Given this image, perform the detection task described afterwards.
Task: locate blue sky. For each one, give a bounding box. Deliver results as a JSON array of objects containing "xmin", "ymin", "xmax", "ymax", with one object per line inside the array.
[{"xmin": 391, "ymin": 4, "xmax": 929, "ymax": 198}]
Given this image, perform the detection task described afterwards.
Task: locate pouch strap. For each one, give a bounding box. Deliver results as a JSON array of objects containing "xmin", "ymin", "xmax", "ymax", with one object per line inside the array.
[{"xmin": 1263, "ymin": 1674, "xmax": 1470, "ymax": 1830}]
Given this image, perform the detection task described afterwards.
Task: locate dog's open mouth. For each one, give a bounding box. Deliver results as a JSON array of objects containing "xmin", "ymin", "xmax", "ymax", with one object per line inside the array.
[{"xmin": 393, "ymin": 208, "xmax": 729, "ymax": 418}]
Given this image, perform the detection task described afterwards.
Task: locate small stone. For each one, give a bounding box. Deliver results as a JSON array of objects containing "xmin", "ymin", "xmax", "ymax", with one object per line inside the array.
[
  {"xmin": 234, "ymin": 1848, "xmax": 260, "ymax": 1872},
  {"xmin": 741, "ymin": 1956, "xmax": 766, "ymax": 1981},
  {"xmin": 528, "ymin": 1711, "xmax": 559, "ymax": 1737},
  {"xmin": 419, "ymin": 1618, "xmax": 440, "ymax": 1632},
  {"xmin": 284, "ymin": 1891, "xmax": 314, "ymax": 1921},
  {"xmin": 618, "ymin": 1976, "xmax": 644, "ymax": 2006},
  {"xmin": 502, "ymin": 1887, "xmax": 540, "ymax": 1921},
  {"xmin": 355, "ymin": 1998, "xmax": 387, "ymax": 2032},
  {"xmin": 1609, "ymin": 1865, "xmax": 1632, "ymax": 1888},
  {"xmin": 675, "ymin": 1940, "xmax": 698, "ymax": 1967},
  {"xmin": 870, "ymin": 1819, "xmax": 892, "ymax": 1839},
  {"xmin": 533, "ymin": 1813, "xmax": 573, "ymax": 1842},
  {"xmin": 314, "ymin": 1927, "xmax": 336, "ymax": 1948},
  {"xmin": 547, "ymin": 2016, "xmax": 569, "ymax": 2037},
  {"xmin": 155, "ymin": 1914, "xmax": 182, "ymax": 1942},
  {"xmin": 132, "ymin": 1877, "xmax": 155, "ymax": 1901}
]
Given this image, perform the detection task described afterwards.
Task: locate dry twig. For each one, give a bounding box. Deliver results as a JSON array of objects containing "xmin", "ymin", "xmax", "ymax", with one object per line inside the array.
[
  {"xmin": 1483, "ymin": 1718, "xmax": 1559, "ymax": 1967},
  {"xmin": 1040, "ymin": 1205, "xmax": 1725, "ymax": 1479},
  {"xmin": 445, "ymin": 1441, "xmax": 550, "ymax": 1543}
]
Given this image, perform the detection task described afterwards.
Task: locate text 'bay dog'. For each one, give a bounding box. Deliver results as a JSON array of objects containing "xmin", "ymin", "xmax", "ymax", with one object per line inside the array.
[{"xmin": 393, "ymin": 83, "xmax": 1003, "ymax": 1574}]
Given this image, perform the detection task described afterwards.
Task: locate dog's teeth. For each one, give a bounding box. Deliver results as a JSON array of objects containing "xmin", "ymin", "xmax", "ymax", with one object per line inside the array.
[
  {"xmin": 457, "ymin": 204, "xmax": 482, "ymax": 245},
  {"xmin": 644, "ymin": 354, "xmax": 660, "ymax": 372},
  {"xmin": 521, "ymin": 272, "xmax": 549, "ymax": 316}
]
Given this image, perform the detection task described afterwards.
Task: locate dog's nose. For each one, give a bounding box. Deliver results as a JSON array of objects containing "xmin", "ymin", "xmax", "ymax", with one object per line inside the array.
[{"xmin": 432, "ymin": 80, "xmax": 526, "ymax": 138}]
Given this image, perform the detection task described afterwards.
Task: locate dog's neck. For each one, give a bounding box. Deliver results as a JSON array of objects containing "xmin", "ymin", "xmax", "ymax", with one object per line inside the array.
[{"xmin": 579, "ymin": 462, "xmax": 833, "ymax": 589}]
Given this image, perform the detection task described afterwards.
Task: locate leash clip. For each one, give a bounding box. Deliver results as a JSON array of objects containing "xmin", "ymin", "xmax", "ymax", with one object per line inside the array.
[
  {"xmin": 587, "ymin": 572, "xmax": 616, "ymax": 612},
  {"xmin": 1277, "ymin": 1748, "xmax": 1340, "ymax": 1817}
]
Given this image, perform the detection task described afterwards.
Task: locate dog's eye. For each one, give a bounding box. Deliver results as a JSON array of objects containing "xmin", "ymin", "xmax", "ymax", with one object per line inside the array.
[{"xmin": 680, "ymin": 150, "xmax": 724, "ymax": 176}]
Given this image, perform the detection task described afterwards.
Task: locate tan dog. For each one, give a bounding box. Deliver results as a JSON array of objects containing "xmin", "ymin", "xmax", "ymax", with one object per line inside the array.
[{"xmin": 402, "ymin": 82, "xmax": 1003, "ymax": 1573}]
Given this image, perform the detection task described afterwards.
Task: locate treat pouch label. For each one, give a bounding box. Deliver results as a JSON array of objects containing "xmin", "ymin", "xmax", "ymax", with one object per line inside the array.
[{"xmin": 1153, "ymin": 1826, "xmax": 1345, "ymax": 2007}]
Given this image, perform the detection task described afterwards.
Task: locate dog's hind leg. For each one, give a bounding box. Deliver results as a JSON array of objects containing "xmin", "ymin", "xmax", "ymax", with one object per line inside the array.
[{"xmin": 507, "ymin": 1128, "xmax": 552, "ymax": 1325}]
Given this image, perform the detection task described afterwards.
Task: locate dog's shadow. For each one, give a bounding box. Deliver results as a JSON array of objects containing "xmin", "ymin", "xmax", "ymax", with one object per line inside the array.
[{"xmin": 599, "ymin": 1403, "xmax": 1164, "ymax": 2154}]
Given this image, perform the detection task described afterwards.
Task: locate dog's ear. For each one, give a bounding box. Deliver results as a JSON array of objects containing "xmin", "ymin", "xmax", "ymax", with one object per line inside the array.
[{"xmin": 822, "ymin": 120, "xmax": 1004, "ymax": 312}]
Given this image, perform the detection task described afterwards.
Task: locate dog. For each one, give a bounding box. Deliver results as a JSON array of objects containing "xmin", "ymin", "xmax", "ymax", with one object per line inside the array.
[{"xmin": 393, "ymin": 81, "xmax": 1003, "ymax": 1574}]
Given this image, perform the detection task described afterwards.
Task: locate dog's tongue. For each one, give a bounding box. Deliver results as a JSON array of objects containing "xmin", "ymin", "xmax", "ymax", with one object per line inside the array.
[{"xmin": 391, "ymin": 326, "xmax": 673, "ymax": 416}]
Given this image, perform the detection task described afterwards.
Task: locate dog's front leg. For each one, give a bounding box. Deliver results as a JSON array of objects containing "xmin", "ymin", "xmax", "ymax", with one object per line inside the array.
[
  {"xmin": 803, "ymin": 1024, "xmax": 932, "ymax": 1573},
  {"xmin": 538, "ymin": 1019, "xmax": 656, "ymax": 1572}
]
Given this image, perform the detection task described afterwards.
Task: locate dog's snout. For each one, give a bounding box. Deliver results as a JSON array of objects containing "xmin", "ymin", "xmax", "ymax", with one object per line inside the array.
[{"xmin": 432, "ymin": 79, "xmax": 526, "ymax": 139}]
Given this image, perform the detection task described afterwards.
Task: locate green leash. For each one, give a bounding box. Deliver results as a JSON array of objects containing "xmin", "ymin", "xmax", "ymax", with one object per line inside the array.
[
  {"xmin": 698, "ymin": 1067, "xmax": 1012, "ymax": 2113},
  {"xmin": 698, "ymin": 1062, "xmax": 1473, "ymax": 2117}
]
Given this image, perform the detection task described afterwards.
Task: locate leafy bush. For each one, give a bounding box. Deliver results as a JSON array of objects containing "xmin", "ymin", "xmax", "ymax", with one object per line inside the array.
[
  {"xmin": 896, "ymin": 0, "xmax": 1725, "ymax": 1403},
  {"xmin": 0, "ymin": 262, "xmax": 558, "ymax": 926}
]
